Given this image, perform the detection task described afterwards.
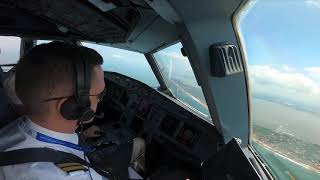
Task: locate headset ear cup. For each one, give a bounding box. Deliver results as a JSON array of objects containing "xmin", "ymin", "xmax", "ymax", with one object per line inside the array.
[
  {"xmin": 60, "ymin": 96, "xmax": 81, "ymax": 120},
  {"xmin": 60, "ymin": 96, "xmax": 94, "ymax": 121}
]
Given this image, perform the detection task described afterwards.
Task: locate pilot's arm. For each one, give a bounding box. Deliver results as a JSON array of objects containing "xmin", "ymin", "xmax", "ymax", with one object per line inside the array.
[{"xmin": 83, "ymin": 126, "xmax": 146, "ymax": 171}]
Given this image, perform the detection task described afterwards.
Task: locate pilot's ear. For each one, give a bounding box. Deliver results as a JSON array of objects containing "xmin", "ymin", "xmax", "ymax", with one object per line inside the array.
[{"xmin": 55, "ymin": 98, "xmax": 67, "ymax": 114}]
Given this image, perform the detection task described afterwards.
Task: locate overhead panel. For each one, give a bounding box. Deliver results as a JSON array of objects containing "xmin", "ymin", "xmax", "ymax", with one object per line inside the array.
[{"xmin": 0, "ymin": 0, "xmax": 141, "ymax": 43}]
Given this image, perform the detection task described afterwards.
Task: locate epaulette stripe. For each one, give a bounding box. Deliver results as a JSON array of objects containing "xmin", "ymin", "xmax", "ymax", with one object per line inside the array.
[
  {"xmin": 56, "ymin": 163, "xmax": 82, "ymax": 168},
  {"xmin": 62, "ymin": 165, "xmax": 88, "ymax": 173},
  {"xmin": 55, "ymin": 163, "xmax": 89, "ymax": 173}
]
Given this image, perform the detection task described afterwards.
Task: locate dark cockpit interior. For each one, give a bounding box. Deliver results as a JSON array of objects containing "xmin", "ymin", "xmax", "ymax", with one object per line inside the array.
[
  {"xmin": 90, "ymin": 72, "xmax": 221, "ymax": 178},
  {"xmin": 83, "ymin": 72, "xmax": 257, "ymax": 179}
]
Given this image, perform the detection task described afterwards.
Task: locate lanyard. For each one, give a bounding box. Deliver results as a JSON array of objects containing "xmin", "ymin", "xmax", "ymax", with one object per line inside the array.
[
  {"xmin": 35, "ymin": 132, "xmax": 91, "ymax": 152},
  {"xmin": 20, "ymin": 119, "xmax": 91, "ymax": 153}
]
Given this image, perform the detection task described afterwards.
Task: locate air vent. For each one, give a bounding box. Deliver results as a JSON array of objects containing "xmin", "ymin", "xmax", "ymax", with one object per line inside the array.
[{"xmin": 209, "ymin": 43, "xmax": 243, "ymax": 77}]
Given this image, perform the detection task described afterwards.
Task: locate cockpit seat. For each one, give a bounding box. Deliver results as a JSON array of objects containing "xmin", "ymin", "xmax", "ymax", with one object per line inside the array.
[
  {"xmin": 0, "ymin": 66, "xmax": 5, "ymax": 86},
  {"xmin": 0, "ymin": 67, "xmax": 10, "ymax": 119},
  {"xmin": 0, "ymin": 67, "xmax": 17, "ymax": 127}
]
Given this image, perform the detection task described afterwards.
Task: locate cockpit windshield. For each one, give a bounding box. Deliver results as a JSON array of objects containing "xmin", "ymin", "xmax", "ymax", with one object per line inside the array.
[{"xmin": 153, "ymin": 42, "xmax": 212, "ymax": 121}]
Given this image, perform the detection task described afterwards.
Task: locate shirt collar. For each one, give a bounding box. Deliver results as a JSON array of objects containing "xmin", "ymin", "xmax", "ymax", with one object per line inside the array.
[{"xmin": 25, "ymin": 117, "xmax": 79, "ymax": 145}]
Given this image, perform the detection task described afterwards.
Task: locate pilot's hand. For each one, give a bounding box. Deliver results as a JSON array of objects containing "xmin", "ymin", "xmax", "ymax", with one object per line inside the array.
[{"xmin": 83, "ymin": 125, "xmax": 102, "ymax": 138}]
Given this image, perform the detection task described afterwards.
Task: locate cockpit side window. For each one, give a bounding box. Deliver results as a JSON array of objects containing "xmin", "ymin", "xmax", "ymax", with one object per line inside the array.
[
  {"xmin": 36, "ymin": 40, "xmax": 52, "ymax": 45},
  {"xmin": 0, "ymin": 36, "xmax": 21, "ymax": 72},
  {"xmin": 153, "ymin": 42, "xmax": 212, "ymax": 122},
  {"xmin": 82, "ymin": 42, "xmax": 160, "ymax": 88},
  {"xmin": 236, "ymin": 1, "xmax": 320, "ymax": 179}
]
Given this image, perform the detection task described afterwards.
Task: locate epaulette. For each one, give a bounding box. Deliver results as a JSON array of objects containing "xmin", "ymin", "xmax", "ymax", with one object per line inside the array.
[{"xmin": 55, "ymin": 162, "xmax": 89, "ymax": 173}]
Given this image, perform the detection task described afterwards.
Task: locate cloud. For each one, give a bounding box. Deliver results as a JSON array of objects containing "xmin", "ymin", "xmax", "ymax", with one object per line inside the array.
[
  {"xmin": 305, "ymin": 67, "xmax": 320, "ymax": 73},
  {"xmin": 155, "ymin": 51, "xmax": 193, "ymax": 72},
  {"xmin": 249, "ymin": 65, "xmax": 320, "ymax": 112},
  {"xmin": 159, "ymin": 51, "xmax": 188, "ymax": 61},
  {"xmin": 305, "ymin": 67, "xmax": 320, "ymax": 85},
  {"xmin": 305, "ymin": 66, "xmax": 320, "ymax": 75},
  {"xmin": 250, "ymin": 65, "xmax": 320, "ymax": 95},
  {"xmin": 111, "ymin": 54, "xmax": 124, "ymax": 59},
  {"xmin": 281, "ymin": 64, "xmax": 296, "ymax": 72},
  {"xmin": 305, "ymin": 0, "xmax": 320, "ymax": 8}
]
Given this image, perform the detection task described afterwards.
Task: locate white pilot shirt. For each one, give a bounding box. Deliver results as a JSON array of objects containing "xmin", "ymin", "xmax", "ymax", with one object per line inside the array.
[{"xmin": 0, "ymin": 117, "xmax": 142, "ymax": 180}]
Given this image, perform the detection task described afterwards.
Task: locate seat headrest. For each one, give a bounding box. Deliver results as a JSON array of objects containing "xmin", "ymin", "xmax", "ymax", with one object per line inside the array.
[{"xmin": 0, "ymin": 67, "xmax": 4, "ymax": 87}]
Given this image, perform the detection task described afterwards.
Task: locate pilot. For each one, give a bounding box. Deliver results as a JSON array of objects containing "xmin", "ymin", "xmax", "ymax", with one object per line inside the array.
[
  {"xmin": 2, "ymin": 54, "xmax": 146, "ymax": 174},
  {"xmin": 0, "ymin": 42, "xmax": 143, "ymax": 179}
]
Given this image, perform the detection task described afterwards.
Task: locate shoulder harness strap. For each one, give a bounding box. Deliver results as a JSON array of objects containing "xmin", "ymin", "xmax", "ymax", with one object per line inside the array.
[{"xmin": 0, "ymin": 148, "xmax": 119, "ymax": 180}]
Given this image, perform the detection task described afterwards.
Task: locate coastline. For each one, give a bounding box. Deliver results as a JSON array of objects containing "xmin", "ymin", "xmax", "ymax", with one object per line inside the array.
[{"xmin": 253, "ymin": 139, "xmax": 320, "ymax": 174}]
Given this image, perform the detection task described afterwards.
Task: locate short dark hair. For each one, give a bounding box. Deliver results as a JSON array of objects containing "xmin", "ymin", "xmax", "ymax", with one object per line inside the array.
[{"xmin": 15, "ymin": 41, "xmax": 103, "ymax": 116}]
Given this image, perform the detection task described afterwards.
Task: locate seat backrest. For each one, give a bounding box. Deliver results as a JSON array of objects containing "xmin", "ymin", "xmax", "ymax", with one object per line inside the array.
[
  {"xmin": 0, "ymin": 67, "xmax": 17, "ymax": 126},
  {"xmin": 0, "ymin": 66, "xmax": 4, "ymax": 87}
]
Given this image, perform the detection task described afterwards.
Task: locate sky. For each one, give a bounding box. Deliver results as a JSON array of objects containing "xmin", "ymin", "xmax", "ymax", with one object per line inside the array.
[
  {"xmin": 82, "ymin": 42, "xmax": 160, "ymax": 88},
  {"xmin": 0, "ymin": 36, "xmax": 21, "ymax": 64},
  {"xmin": 240, "ymin": 0, "xmax": 320, "ymax": 114},
  {"xmin": 241, "ymin": 0, "xmax": 320, "ymax": 67}
]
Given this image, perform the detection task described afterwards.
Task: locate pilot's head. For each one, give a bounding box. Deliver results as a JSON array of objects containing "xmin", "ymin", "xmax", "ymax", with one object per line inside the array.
[{"xmin": 15, "ymin": 41, "xmax": 105, "ymax": 133}]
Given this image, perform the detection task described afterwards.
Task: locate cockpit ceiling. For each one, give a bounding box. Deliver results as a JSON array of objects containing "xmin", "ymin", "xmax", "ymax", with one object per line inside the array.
[{"xmin": 0, "ymin": 0, "xmax": 179, "ymax": 53}]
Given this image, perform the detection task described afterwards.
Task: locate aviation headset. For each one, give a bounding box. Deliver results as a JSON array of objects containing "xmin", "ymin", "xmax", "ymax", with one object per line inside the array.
[{"xmin": 60, "ymin": 48, "xmax": 95, "ymax": 122}]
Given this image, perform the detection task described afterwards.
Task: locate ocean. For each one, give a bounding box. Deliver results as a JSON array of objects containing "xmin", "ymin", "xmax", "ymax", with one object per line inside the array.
[
  {"xmin": 254, "ymin": 142, "xmax": 320, "ymax": 180},
  {"xmin": 252, "ymin": 98, "xmax": 320, "ymax": 145},
  {"xmin": 252, "ymin": 98, "xmax": 320, "ymax": 179}
]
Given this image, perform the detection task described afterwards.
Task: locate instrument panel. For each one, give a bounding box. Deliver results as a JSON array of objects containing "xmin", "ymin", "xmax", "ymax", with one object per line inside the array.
[{"xmin": 102, "ymin": 72, "xmax": 222, "ymax": 161}]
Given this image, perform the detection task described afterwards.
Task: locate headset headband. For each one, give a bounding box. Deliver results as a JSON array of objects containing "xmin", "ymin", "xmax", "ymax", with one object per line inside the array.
[
  {"xmin": 59, "ymin": 47, "xmax": 94, "ymax": 122},
  {"xmin": 74, "ymin": 52, "xmax": 91, "ymax": 104}
]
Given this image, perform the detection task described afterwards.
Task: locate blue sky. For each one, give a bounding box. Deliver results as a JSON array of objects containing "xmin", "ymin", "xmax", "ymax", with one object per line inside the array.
[
  {"xmin": 82, "ymin": 42, "xmax": 160, "ymax": 88},
  {"xmin": 239, "ymin": 0, "xmax": 320, "ymax": 113},
  {"xmin": 241, "ymin": 0, "xmax": 320, "ymax": 68}
]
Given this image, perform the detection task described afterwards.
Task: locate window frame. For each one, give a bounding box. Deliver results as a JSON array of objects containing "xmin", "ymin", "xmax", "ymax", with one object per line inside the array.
[
  {"xmin": 151, "ymin": 41, "xmax": 213, "ymax": 122},
  {"xmin": 232, "ymin": 1, "xmax": 276, "ymax": 179},
  {"xmin": 144, "ymin": 53, "xmax": 171, "ymax": 93},
  {"xmin": 232, "ymin": 0, "xmax": 254, "ymax": 144}
]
